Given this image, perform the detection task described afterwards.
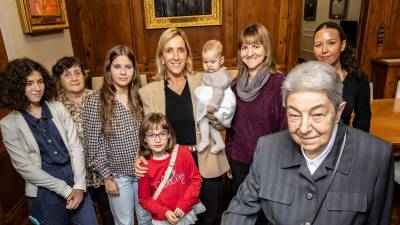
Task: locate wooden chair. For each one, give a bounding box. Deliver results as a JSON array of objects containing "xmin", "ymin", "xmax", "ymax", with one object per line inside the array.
[
  {"xmin": 395, "ymin": 76, "xmax": 400, "ymax": 99},
  {"xmin": 91, "ymin": 74, "xmax": 148, "ymax": 90}
]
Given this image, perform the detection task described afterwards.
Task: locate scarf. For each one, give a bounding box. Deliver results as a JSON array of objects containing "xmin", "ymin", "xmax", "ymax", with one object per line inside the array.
[{"xmin": 236, "ymin": 68, "xmax": 271, "ymax": 102}]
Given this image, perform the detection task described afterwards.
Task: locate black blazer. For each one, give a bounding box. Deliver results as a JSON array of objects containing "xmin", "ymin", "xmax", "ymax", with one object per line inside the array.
[{"xmin": 222, "ymin": 123, "xmax": 393, "ymax": 225}]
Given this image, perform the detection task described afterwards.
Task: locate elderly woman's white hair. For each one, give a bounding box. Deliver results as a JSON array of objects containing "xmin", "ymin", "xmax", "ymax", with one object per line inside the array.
[{"xmin": 282, "ymin": 61, "xmax": 343, "ymax": 109}]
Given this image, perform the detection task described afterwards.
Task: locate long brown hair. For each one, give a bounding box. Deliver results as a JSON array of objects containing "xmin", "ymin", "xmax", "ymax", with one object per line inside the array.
[
  {"xmin": 235, "ymin": 23, "xmax": 282, "ymax": 85},
  {"xmin": 100, "ymin": 45, "xmax": 143, "ymax": 134},
  {"xmin": 139, "ymin": 113, "xmax": 176, "ymax": 159}
]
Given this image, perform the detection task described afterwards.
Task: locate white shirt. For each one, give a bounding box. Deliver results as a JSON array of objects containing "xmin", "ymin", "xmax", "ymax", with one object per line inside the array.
[{"xmin": 301, "ymin": 124, "xmax": 338, "ymax": 175}]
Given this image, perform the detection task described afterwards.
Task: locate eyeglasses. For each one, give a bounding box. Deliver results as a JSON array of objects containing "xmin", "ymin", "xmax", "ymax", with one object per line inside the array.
[{"xmin": 145, "ymin": 131, "xmax": 169, "ymax": 140}]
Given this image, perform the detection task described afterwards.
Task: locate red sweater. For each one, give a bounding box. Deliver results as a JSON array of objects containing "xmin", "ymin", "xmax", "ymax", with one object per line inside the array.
[{"xmin": 138, "ymin": 145, "xmax": 202, "ymax": 220}]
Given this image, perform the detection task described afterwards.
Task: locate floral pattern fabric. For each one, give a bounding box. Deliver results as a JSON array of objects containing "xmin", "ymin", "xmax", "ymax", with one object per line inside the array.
[{"xmin": 56, "ymin": 89, "xmax": 103, "ymax": 187}]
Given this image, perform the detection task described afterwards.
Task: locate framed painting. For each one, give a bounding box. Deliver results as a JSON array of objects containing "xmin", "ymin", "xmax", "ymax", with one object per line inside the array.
[
  {"xmin": 304, "ymin": 0, "xmax": 317, "ymax": 21},
  {"xmin": 144, "ymin": 0, "xmax": 222, "ymax": 29},
  {"xmin": 329, "ymin": 0, "xmax": 348, "ymax": 19},
  {"xmin": 16, "ymin": 0, "xmax": 69, "ymax": 34}
]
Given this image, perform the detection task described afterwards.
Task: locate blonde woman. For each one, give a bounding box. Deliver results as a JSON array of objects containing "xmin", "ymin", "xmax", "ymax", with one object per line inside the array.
[{"xmin": 137, "ymin": 28, "xmax": 230, "ymax": 225}]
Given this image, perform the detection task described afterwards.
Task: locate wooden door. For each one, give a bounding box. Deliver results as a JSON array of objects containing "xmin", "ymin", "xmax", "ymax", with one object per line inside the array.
[{"xmin": 358, "ymin": 0, "xmax": 400, "ymax": 80}]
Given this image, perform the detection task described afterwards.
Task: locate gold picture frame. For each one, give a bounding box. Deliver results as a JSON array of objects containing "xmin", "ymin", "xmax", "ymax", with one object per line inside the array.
[
  {"xmin": 144, "ymin": 0, "xmax": 222, "ymax": 29},
  {"xmin": 16, "ymin": 0, "xmax": 69, "ymax": 34},
  {"xmin": 329, "ymin": 0, "xmax": 348, "ymax": 19}
]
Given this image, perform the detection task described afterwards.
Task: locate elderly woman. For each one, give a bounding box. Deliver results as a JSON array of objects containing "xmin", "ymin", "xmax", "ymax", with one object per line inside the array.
[
  {"xmin": 137, "ymin": 28, "xmax": 229, "ymax": 225},
  {"xmin": 52, "ymin": 56, "xmax": 114, "ymax": 225},
  {"xmin": 221, "ymin": 61, "xmax": 393, "ymax": 225}
]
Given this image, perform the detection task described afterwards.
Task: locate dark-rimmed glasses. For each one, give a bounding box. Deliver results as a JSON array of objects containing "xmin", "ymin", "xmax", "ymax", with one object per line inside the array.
[{"xmin": 145, "ymin": 131, "xmax": 169, "ymax": 140}]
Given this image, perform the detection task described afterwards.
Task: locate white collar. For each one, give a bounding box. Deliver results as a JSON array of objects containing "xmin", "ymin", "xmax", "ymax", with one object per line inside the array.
[{"xmin": 301, "ymin": 124, "xmax": 339, "ymax": 175}]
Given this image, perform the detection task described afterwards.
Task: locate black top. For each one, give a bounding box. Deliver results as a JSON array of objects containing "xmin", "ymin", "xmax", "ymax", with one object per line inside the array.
[
  {"xmin": 341, "ymin": 71, "xmax": 371, "ymax": 132},
  {"xmin": 165, "ymin": 80, "xmax": 196, "ymax": 145}
]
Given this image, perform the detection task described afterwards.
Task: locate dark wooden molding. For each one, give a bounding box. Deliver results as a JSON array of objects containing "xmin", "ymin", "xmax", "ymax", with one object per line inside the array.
[{"xmin": 66, "ymin": 0, "xmax": 301, "ymax": 77}]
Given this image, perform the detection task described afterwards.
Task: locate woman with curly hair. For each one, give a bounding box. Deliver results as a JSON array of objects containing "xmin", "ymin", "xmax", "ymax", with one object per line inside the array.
[
  {"xmin": 82, "ymin": 45, "xmax": 152, "ymax": 225},
  {"xmin": 0, "ymin": 58, "xmax": 97, "ymax": 225},
  {"xmin": 313, "ymin": 21, "xmax": 371, "ymax": 132}
]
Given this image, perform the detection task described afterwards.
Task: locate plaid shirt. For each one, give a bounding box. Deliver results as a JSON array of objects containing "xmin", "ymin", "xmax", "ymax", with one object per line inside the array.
[
  {"xmin": 83, "ymin": 92, "xmax": 142, "ymax": 178},
  {"xmin": 56, "ymin": 89, "xmax": 104, "ymax": 187}
]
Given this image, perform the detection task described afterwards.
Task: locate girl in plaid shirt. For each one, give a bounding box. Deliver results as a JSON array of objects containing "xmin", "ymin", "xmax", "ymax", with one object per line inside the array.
[{"xmin": 83, "ymin": 45, "xmax": 151, "ymax": 225}]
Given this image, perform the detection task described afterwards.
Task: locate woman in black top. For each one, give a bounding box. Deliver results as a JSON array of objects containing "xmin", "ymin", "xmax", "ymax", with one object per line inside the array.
[{"xmin": 313, "ymin": 21, "xmax": 371, "ymax": 132}]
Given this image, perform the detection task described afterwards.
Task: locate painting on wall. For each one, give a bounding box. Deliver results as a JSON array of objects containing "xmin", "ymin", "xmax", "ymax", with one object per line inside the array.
[
  {"xmin": 304, "ymin": 0, "xmax": 317, "ymax": 21},
  {"xmin": 329, "ymin": 0, "xmax": 348, "ymax": 19},
  {"xmin": 16, "ymin": 0, "xmax": 69, "ymax": 34},
  {"xmin": 144, "ymin": 0, "xmax": 222, "ymax": 29}
]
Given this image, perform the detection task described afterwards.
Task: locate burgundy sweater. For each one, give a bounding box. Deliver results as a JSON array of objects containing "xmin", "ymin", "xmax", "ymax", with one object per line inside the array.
[{"xmin": 226, "ymin": 73, "xmax": 288, "ymax": 165}]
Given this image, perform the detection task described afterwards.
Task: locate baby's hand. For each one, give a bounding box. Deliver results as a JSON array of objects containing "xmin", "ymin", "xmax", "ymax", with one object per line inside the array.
[
  {"xmin": 174, "ymin": 208, "xmax": 185, "ymax": 218},
  {"xmin": 165, "ymin": 210, "xmax": 179, "ymax": 224},
  {"xmin": 207, "ymin": 106, "xmax": 216, "ymax": 114}
]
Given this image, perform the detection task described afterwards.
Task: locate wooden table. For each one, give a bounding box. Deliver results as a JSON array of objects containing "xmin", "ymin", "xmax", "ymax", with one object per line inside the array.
[
  {"xmin": 371, "ymin": 58, "xmax": 400, "ymax": 99},
  {"xmin": 370, "ymin": 99, "xmax": 400, "ymax": 156}
]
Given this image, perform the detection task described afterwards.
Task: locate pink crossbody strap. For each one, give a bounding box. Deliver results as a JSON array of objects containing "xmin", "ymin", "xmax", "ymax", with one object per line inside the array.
[{"xmin": 152, "ymin": 144, "xmax": 179, "ymax": 200}]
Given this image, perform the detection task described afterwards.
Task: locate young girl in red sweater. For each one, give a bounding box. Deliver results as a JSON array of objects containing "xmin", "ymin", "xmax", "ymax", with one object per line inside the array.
[{"xmin": 138, "ymin": 113, "xmax": 205, "ymax": 225}]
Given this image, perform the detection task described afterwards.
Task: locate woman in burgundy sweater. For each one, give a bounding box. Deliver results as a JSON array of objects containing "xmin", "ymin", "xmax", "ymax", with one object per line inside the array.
[{"xmin": 226, "ymin": 23, "xmax": 288, "ymax": 197}]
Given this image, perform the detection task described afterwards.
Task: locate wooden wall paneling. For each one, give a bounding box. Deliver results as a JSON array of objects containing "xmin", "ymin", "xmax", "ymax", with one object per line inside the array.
[
  {"xmin": 275, "ymin": 0, "xmax": 289, "ymax": 69},
  {"xmin": 130, "ymin": 0, "xmax": 149, "ymax": 72},
  {"xmin": 284, "ymin": 0, "xmax": 302, "ymax": 72},
  {"xmin": 67, "ymin": 0, "xmax": 96, "ymax": 75},
  {"xmin": 358, "ymin": 0, "xmax": 400, "ymax": 80},
  {"xmin": 0, "ymin": 29, "xmax": 8, "ymax": 70},
  {"xmin": 221, "ymin": 0, "xmax": 237, "ymax": 68},
  {"xmin": 384, "ymin": 0, "xmax": 400, "ymax": 49},
  {"xmin": 89, "ymin": 1, "xmax": 136, "ymax": 75},
  {"xmin": 68, "ymin": 0, "xmax": 137, "ymax": 76},
  {"xmin": 67, "ymin": 0, "xmax": 301, "ymax": 78},
  {"xmin": 0, "ymin": 152, "xmax": 29, "ymax": 225}
]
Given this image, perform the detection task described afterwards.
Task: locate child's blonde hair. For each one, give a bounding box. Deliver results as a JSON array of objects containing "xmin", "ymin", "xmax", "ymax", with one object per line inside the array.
[
  {"xmin": 202, "ymin": 40, "xmax": 223, "ymax": 56},
  {"xmin": 139, "ymin": 113, "xmax": 176, "ymax": 159}
]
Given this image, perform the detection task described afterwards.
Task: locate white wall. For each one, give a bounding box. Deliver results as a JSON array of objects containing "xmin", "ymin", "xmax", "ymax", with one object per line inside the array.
[
  {"xmin": 0, "ymin": 0, "xmax": 74, "ymax": 70},
  {"xmin": 299, "ymin": 0, "xmax": 362, "ymax": 61}
]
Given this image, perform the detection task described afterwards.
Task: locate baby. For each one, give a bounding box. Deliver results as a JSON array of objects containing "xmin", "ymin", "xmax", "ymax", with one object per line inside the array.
[{"xmin": 195, "ymin": 40, "xmax": 236, "ymax": 154}]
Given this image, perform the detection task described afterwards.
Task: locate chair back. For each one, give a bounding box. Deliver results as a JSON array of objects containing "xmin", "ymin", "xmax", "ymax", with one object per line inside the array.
[{"xmin": 91, "ymin": 74, "xmax": 148, "ymax": 90}]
